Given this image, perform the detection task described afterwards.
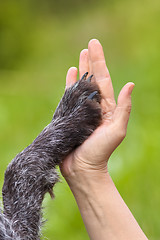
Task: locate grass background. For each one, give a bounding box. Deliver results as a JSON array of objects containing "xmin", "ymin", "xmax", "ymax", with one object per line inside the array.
[{"xmin": 0, "ymin": 0, "xmax": 160, "ymax": 239}]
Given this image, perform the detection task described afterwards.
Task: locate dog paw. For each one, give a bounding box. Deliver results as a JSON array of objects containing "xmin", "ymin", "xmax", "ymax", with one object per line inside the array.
[
  {"xmin": 53, "ymin": 72, "xmax": 101, "ymax": 118},
  {"xmin": 53, "ymin": 73, "xmax": 102, "ymax": 147}
]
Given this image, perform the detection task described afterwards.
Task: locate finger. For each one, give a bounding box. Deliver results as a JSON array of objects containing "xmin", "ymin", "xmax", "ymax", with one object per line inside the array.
[
  {"xmin": 66, "ymin": 67, "xmax": 78, "ymax": 89},
  {"xmin": 89, "ymin": 55, "xmax": 93, "ymax": 75},
  {"xmin": 79, "ymin": 49, "xmax": 89, "ymax": 79},
  {"xmin": 88, "ymin": 39, "xmax": 115, "ymax": 102},
  {"xmin": 114, "ymin": 82, "xmax": 135, "ymax": 133}
]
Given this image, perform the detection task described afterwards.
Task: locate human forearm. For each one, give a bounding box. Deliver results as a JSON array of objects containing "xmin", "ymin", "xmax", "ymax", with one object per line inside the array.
[{"xmin": 66, "ymin": 170, "xmax": 148, "ymax": 240}]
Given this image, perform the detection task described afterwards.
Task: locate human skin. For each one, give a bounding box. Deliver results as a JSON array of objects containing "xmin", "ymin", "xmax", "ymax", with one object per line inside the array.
[{"xmin": 60, "ymin": 39, "xmax": 148, "ymax": 240}]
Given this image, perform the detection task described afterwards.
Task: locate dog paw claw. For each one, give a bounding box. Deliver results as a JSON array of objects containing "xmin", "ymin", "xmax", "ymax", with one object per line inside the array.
[
  {"xmin": 81, "ymin": 72, "xmax": 88, "ymax": 81},
  {"xmin": 87, "ymin": 74, "xmax": 93, "ymax": 82},
  {"xmin": 88, "ymin": 90, "xmax": 98, "ymax": 100}
]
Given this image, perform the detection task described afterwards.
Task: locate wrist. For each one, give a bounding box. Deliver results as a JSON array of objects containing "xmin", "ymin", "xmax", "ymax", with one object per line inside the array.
[
  {"xmin": 61, "ymin": 150, "xmax": 109, "ymax": 184},
  {"xmin": 64, "ymin": 164, "xmax": 111, "ymax": 199}
]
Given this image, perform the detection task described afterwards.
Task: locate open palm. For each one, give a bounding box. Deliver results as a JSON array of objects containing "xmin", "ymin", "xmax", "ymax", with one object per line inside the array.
[{"xmin": 60, "ymin": 39, "xmax": 134, "ymax": 177}]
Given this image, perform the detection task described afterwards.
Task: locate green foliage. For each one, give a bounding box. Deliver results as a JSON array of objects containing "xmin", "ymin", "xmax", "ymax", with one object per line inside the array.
[{"xmin": 0, "ymin": 0, "xmax": 160, "ymax": 239}]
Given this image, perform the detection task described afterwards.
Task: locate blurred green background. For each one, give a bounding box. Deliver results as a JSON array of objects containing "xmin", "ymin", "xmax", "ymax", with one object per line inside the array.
[{"xmin": 0, "ymin": 0, "xmax": 159, "ymax": 239}]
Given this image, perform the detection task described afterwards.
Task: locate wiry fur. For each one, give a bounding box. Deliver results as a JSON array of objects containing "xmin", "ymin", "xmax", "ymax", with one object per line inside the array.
[{"xmin": 0, "ymin": 74, "xmax": 102, "ymax": 240}]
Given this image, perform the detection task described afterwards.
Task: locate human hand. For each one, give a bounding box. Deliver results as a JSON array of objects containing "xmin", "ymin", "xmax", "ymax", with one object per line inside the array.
[{"xmin": 60, "ymin": 39, "xmax": 134, "ymax": 179}]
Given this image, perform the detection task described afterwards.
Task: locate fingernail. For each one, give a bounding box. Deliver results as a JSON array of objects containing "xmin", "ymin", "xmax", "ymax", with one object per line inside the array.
[
  {"xmin": 128, "ymin": 83, "xmax": 135, "ymax": 95},
  {"xmin": 88, "ymin": 39, "xmax": 100, "ymax": 46},
  {"xmin": 68, "ymin": 66, "xmax": 77, "ymax": 73}
]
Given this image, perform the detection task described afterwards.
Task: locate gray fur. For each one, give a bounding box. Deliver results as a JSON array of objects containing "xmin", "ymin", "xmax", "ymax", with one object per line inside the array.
[{"xmin": 0, "ymin": 74, "xmax": 102, "ymax": 240}]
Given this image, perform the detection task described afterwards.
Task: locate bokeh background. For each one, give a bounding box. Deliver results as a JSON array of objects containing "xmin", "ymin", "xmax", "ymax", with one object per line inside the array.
[{"xmin": 0, "ymin": 0, "xmax": 159, "ymax": 239}]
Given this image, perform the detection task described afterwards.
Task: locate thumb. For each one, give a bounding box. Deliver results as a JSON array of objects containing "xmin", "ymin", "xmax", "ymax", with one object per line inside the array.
[{"xmin": 114, "ymin": 82, "xmax": 135, "ymax": 134}]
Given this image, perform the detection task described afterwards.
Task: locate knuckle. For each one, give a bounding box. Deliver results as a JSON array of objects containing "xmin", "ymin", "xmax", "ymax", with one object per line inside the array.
[
  {"xmin": 115, "ymin": 123, "xmax": 127, "ymax": 140},
  {"xmin": 125, "ymin": 104, "xmax": 132, "ymax": 114},
  {"xmin": 118, "ymin": 128, "xmax": 126, "ymax": 140}
]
